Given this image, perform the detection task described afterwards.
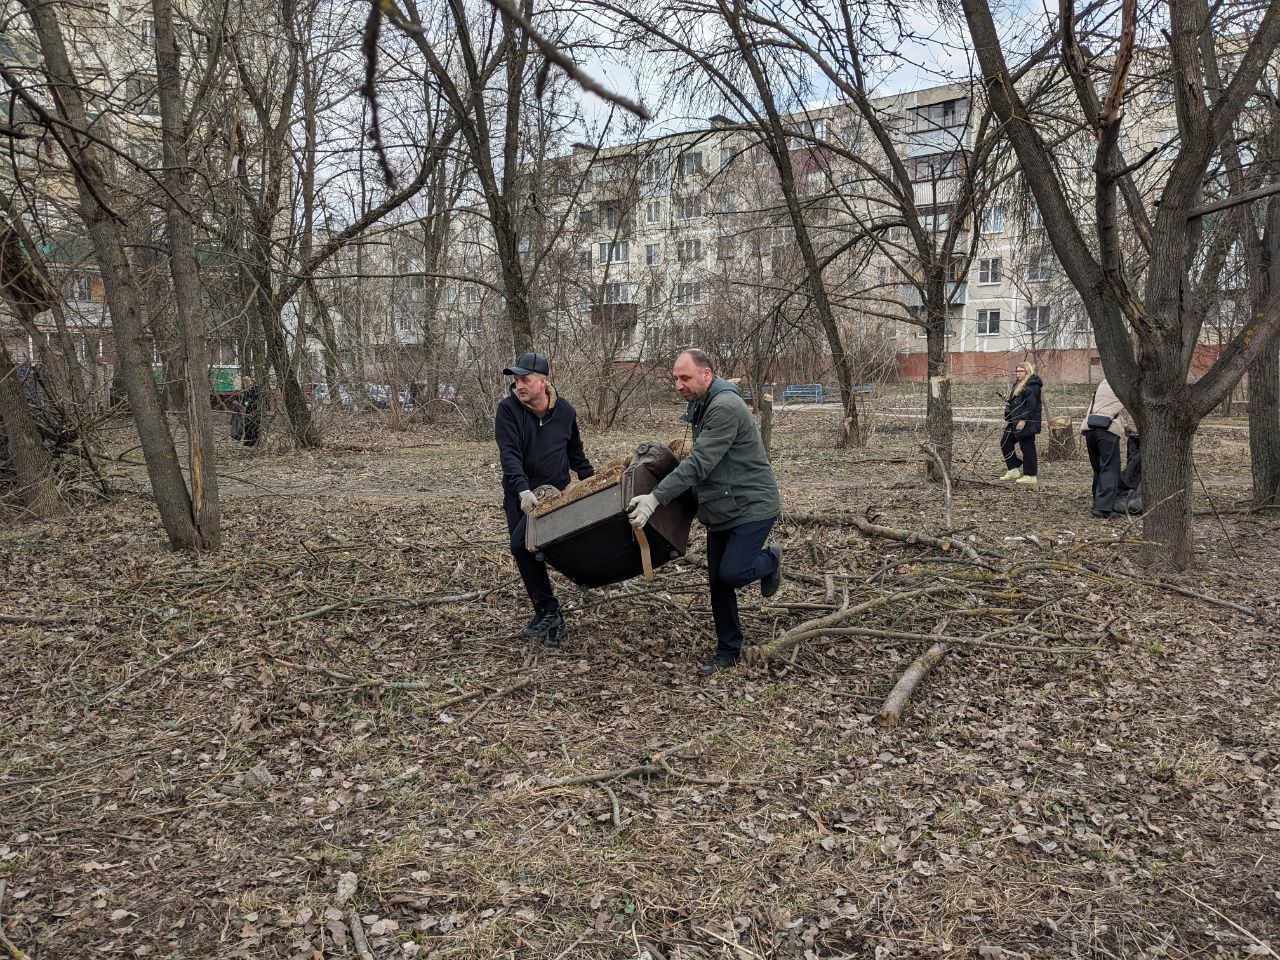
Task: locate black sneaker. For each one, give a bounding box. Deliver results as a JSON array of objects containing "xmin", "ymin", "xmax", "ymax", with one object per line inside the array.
[
  {"xmin": 1126, "ymin": 496, "xmax": 1143, "ymax": 515},
  {"xmin": 521, "ymin": 609, "xmax": 552, "ymax": 639},
  {"xmin": 541, "ymin": 612, "xmax": 566, "ymax": 649},
  {"xmin": 760, "ymin": 545, "xmax": 782, "ymax": 599},
  {"xmin": 698, "ymin": 651, "xmax": 739, "ymax": 676}
]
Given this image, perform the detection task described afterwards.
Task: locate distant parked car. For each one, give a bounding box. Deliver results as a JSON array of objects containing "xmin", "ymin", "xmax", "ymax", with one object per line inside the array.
[{"xmin": 310, "ymin": 383, "xmax": 354, "ymax": 409}]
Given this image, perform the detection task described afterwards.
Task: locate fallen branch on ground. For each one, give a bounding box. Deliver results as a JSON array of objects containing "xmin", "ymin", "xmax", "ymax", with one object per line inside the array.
[
  {"xmin": 745, "ymin": 585, "xmax": 955, "ymax": 664},
  {"xmin": 534, "ymin": 736, "xmax": 700, "ymax": 790},
  {"xmin": 878, "ymin": 642, "xmax": 948, "ymax": 728},
  {"xmin": 784, "ymin": 512, "xmax": 984, "ymax": 563}
]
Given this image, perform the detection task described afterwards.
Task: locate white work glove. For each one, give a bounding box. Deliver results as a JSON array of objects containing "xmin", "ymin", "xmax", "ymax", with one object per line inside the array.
[
  {"xmin": 519, "ymin": 490, "xmax": 539, "ymax": 514},
  {"xmin": 626, "ymin": 493, "xmax": 660, "ymax": 528}
]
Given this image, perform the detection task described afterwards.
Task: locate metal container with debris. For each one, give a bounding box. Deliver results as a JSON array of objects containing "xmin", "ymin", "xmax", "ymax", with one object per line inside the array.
[{"xmin": 525, "ymin": 441, "xmax": 696, "ymax": 588}]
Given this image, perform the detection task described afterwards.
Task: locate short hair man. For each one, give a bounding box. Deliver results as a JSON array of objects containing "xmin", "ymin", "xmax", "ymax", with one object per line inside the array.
[
  {"xmin": 627, "ymin": 348, "xmax": 782, "ymax": 674},
  {"xmin": 495, "ymin": 352, "xmax": 595, "ymax": 647}
]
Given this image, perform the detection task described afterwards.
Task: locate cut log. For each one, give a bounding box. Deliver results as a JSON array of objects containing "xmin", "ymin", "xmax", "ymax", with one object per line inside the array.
[{"xmin": 877, "ymin": 642, "xmax": 948, "ymax": 728}]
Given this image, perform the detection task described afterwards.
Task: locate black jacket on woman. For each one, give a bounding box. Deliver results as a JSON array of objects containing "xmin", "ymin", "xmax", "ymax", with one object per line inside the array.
[{"xmin": 1003, "ymin": 374, "xmax": 1043, "ymax": 437}]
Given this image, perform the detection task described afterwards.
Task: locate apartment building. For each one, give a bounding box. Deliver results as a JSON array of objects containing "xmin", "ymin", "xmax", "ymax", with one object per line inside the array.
[{"xmin": 442, "ymin": 76, "xmax": 1214, "ymax": 386}]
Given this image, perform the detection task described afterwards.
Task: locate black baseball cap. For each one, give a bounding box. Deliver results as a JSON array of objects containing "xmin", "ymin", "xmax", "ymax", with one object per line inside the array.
[{"xmin": 503, "ymin": 352, "xmax": 550, "ymax": 377}]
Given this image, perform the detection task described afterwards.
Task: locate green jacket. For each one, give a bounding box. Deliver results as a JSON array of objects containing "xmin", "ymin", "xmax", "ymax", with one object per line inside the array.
[{"xmin": 653, "ymin": 377, "xmax": 781, "ymax": 531}]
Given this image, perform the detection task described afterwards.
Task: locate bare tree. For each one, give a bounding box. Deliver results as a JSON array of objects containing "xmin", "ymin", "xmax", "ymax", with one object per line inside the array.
[
  {"xmin": 151, "ymin": 0, "xmax": 220, "ymax": 547},
  {"xmin": 0, "ymin": 225, "xmax": 64, "ymax": 517},
  {"xmin": 14, "ymin": 0, "xmax": 207, "ymax": 548},
  {"xmin": 960, "ymin": 0, "xmax": 1280, "ymax": 566}
]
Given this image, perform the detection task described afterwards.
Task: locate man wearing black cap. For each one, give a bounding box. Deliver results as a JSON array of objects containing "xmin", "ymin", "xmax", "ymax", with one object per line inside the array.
[{"xmin": 495, "ymin": 352, "xmax": 595, "ymax": 647}]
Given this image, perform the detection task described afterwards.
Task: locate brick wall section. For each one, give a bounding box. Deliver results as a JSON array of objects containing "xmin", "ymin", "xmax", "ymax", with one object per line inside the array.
[{"xmin": 894, "ymin": 346, "xmax": 1222, "ymax": 384}]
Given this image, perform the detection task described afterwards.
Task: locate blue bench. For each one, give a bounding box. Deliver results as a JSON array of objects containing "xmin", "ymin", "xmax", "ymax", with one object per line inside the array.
[
  {"xmin": 849, "ymin": 382, "xmax": 874, "ymax": 398},
  {"xmin": 782, "ymin": 383, "xmax": 824, "ymax": 403}
]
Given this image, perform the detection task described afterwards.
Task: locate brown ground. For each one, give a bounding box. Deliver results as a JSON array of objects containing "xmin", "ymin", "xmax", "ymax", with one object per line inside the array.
[{"xmin": 1, "ymin": 399, "xmax": 1278, "ymax": 959}]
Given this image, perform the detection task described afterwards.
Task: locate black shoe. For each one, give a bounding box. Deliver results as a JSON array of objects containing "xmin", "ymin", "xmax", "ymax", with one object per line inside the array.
[
  {"xmin": 760, "ymin": 545, "xmax": 782, "ymax": 599},
  {"xmin": 521, "ymin": 609, "xmax": 552, "ymax": 639},
  {"xmin": 698, "ymin": 651, "xmax": 739, "ymax": 676},
  {"xmin": 1091, "ymin": 510, "xmax": 1114, "ymax": 519},
  {"xmin": 1126, "ymin": 496, "xmax": 1143, "ymax": 515},
  {"xmin": 541, "ymin": 612, "xmax": 566, "ymax": 649}
]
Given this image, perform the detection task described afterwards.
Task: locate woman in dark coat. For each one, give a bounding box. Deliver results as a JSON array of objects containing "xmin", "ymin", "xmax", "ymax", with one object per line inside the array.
[{"xmin": 999, "ymin": 361, "xmax": 1043, "ymax": 485}]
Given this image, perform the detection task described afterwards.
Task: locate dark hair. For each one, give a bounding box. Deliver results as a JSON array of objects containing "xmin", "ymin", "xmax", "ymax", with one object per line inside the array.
[{"xmin": 679, "ymin": 347, "xmax": 714, "ymax": 374}]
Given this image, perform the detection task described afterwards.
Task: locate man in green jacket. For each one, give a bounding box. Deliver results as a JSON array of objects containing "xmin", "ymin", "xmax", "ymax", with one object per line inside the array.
[{"xmin": 627, "ymin": 348, "xmax": 782, "ymax": 675}]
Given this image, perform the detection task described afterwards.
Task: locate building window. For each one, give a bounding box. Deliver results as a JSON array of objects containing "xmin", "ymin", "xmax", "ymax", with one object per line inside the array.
[
  {"xmin": 645, "ymin": 243, "xmax": 662, "ymax": 267},
  {"xmin": 598, "ymin": 241, "xmax": 628, "ymax": 264},
  {"xmin": 604, "ymin": 282, "xmax": 635, "ymax": 304},
  {"xmin": 645, "ymin": 200, "xmax": 662, "ymax": 224},
  {"xmin": 642, "ymin": 149, "xmax": 668, "ymax": 183},
  {"xmin": 1029, "ymin": 204, "xmax": 1044, "ymax": 230},
  {"xmin": 980, "ymin": 207, "xmax": 1004, "ymax": 234},
  {"xmin": 679, "ymin": 150, "xmax": 703, "ymax": 178},
  {"xmin": 977, "ymin": 257, "xmax": 1002, "ymax": 284},
  {"xmin": 715, "ymin": 191, "xmax": 738, "ymax": 214},
  {"xmin": 910, "ymin": 151, "xmax": 965, "ymax": 182},
  {"xmin": 593, "ymin": 159, "xmax": 622, "ymax": 182},
  {"xmin": 577, "ymin": 207, "xmax": 593, "ymax": 227},
  {"xmin": 1027, "ymin": 253, "xmax": 1052, "ymax": 282},
  {"xmin": 645, "ymin": 284, "xmax": 661, "ymax": 307},
  {"xmin": 676, "ymin": 282, "xmax": 702, "ymax": 305},
  {"xmin": 677, "ymin": 239, "xmax": 703, "ymax": 263},
  {"xmin": 579, "ymin": 249, "xmax": 592, "ymax": 270},
  {"xmin": 1025, "ymin": 305, "xmax": 1051, "ymax": 334},
  {"xmin": 66, "ymin": 272, "xmax": 93, "ymax": 301},
  {"xmin": 719, "ymin": 145, "xmax": 736, "ymax": 168},
  {"xmin": 137, "ymin": 17, "xmax": 155, "ymax": 45},
  {"xmin": 466, "ymin": 287, "xmax": 482, "ymax": 304},
  {"xmin": 676, "ymin": 195, "xmax": 704, "ymax": 220},
  {"xmin": 716, "ymin": 236, "xmax": 738, "ymax": 260},
  {"xmin": 600, "ymin": 204, "xmax": 630, "ymax": 234},
  {"xmin": 788, "ymin": 118, "xmax": 826, "ymax": 149},
  {"xmin": 909, "ymin": 98, "xmax": 967, "ymax": 131},
  {"xmin": 977, "ymin": 309, "xmax": 1001, "ymax": 336},
  {"xmin": 1073, "ymin": 314, "xmax": 1089, "ymax": 333}
]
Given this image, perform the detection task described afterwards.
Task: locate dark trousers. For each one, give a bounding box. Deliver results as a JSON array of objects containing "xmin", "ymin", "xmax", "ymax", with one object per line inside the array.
[
  {"xmin": 505, "ymin": 498, "xmax": 558, "ymax": 614},
  {"xmin": 1119, "ymin": 436, "xmax": 1141, "ymax": 493},
  {"xmin": 706, "ymin": 516, "xmax": 779, "ymax": 656},
  {"xmin": 1000, "ymin": 428, "xmax": 1038, "ymax": 477},
  {"xmin": 1085, "ymin": 429, "xmax": 1122, "ymax": 515}
]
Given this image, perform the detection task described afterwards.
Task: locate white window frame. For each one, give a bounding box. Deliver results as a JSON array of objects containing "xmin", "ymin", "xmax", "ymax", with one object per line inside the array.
[
  {"xmin": 1025, "ymin": 305, "xmax": 1051, "ymax": 334},
  {"xmin": 645, "ymin": 200, "xmax": 661, "ymax": 224},
  {"xmin": 977, "ymin": 258, "xmax": 1002, "ymax": 284},
  {"xmin": 598, "ymin": 241, "xmax": 628, "ymax": 264},
  {"xmin": 645, "ymin": 243, "xmax": 662, "ymax": 267},
  {"xmin": 980, "ymin": 207, "xmax": 1004, "ymax": 234},
  {"xmin": 976, "ymin": 308, "xmax": 1001, "ymax": 336},
  {"xmin": 678, "ymin": 239, "xmax": 703, "ymax": 263},
  {"xmin": 1026, "ymin": 253, "xmax": 1052, "ymax": 282}
]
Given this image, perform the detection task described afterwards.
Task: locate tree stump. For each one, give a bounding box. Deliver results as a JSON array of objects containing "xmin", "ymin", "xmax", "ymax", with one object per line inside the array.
[{"xmin": 1043, "ymin": 416, "xmax": 1077, "ymax": 461}]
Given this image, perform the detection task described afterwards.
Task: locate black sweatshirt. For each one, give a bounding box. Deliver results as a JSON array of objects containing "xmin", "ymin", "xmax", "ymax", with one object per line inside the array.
[{"xmin": 495, "ymin": 388, "xmax": 594, "ymax": 499}]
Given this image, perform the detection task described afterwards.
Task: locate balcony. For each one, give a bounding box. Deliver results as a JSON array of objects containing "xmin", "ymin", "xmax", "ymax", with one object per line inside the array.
[
  {"xmin": 898, "ymin": 281, "xmax": 966, "ymax": 308},
  {"xmin": 903, "ymin": 124, "xmax": 973, "ymax": 158}
]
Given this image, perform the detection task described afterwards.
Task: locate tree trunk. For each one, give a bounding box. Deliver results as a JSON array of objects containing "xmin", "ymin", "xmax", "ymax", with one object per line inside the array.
[
  {"xmin": 1139, "ymin": 402, "xmax": 1196, "ymax": 569},
  {"xmin": 153, "ymin": 0, "xmax": 220, "ymax": 549},
  {"xmin": 0, "ymin": 330, "xmax": 64, "ymax": 517},
  {"xmin": 23, "ymin": 0, "xmax": 200, "ymax": 549},
  {"xmin": 924, "ymin": 316, "xmax": 953, "ymax": 480},
  {"xmin": 1247, "ymin": 335, "xmax": 1280, "ymax": 509},
  {"xmin": 759, "ymin": 391, "xmax": 774, "ymax": 458}
]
